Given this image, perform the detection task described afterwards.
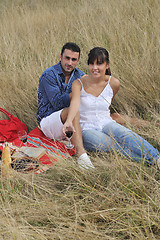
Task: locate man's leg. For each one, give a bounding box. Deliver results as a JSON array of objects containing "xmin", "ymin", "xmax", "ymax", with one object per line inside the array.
[
  {"xmin": 111, "ymin": 113, "xmax": 150, "ymax": 127},
  {"xmin": 40, "ymin": 110, "xmax": 64, "ymax": 140}
]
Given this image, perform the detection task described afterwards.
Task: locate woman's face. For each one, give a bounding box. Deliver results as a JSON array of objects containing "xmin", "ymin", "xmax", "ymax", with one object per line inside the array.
[{"xmin": 88, "ymin": 60, "xmax": 109, "ymax": 78}]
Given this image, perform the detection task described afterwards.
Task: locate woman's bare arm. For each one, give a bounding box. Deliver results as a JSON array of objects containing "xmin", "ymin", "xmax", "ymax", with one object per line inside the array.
[{"xmin": 62, "ymin": 80, "xmax": 82, "ymax": 134}]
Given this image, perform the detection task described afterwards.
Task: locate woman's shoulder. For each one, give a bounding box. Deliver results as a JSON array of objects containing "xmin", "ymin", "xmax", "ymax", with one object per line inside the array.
[
  {"xmin": 108, "ymin": 76, "xmax": 120, "ymax": 96},
  {"xmin": 80, "ymin": 74, "xmax": 89, "ymax": 81},
  {"xmin": 109, "ymin": 76, "xmax": 120, "ymax": 88},
  {"xmin": 78, "ymin": 74, "xmax": 90, "ymax": 85},
  {"xmin": 72, "ymin": 78, "xmax": 83, "ymax": 90}
]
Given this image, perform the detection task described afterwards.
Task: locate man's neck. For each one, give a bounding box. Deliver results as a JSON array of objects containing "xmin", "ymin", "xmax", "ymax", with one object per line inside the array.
[{"xmin": 65, "ymin": 74, "xmax": 71, "ymax": 83}]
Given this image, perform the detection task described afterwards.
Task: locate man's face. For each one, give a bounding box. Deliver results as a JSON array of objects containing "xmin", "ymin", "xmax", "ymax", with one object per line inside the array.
[{"xmin": 60, "ymin": 49, "xmax": 80, "ymax": 75}]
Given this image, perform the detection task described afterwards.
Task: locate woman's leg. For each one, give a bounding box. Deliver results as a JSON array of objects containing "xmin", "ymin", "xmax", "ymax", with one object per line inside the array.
[
  {"xmin": 102, "ymin": 121, "xmax": 160, "ymax": 164},
  {"xmin": 82, "ymin": 129, "xmax": 117, "ymax": 152},
  {"xmin": 82, "ymin": 128, "xmax": 141, "ymax": 161}
]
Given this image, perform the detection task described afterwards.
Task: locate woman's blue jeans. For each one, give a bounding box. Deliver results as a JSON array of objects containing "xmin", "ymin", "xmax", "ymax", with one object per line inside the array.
[{"xmin": 82, "ymin": 122, "xmax": 159, "ymax": 164}]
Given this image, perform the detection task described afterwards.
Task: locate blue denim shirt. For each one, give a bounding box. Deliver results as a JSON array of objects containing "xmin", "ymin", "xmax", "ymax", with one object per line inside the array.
[{"xmin": 37, "ymin": 61, "xmax": 85, "ymax": 125}]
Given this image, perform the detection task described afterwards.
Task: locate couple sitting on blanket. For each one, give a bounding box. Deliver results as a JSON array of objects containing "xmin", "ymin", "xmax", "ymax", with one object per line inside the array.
[{"xmin": 37, "ymin": 42, "xmax": 160, "ymax": 169}]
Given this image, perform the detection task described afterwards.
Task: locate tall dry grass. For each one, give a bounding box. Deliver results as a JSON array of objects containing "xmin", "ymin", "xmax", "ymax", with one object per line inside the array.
[
  {"xmin": 0, "ymin": 155, "xmax": 160, "ymax": 239},
  {"xmin": 0, "ymin": 0, "xmax": 160, "ymax": 239}
]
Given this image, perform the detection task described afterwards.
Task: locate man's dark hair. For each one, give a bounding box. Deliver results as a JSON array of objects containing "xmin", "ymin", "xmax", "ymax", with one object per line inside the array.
[{"xmin": 61, "ymin": 42, "xmax": 81, "ymax": 57}]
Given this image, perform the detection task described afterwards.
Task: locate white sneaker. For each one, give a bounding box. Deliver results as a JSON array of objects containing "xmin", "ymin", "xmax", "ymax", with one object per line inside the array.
[{"xmin": 77, "ymin": 153, "xmax": 95, "ymax": 170}]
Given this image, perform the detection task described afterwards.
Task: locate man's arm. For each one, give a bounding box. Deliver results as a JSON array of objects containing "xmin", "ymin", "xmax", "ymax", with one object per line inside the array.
[{"xmin": 42, "ymin": 73, "xmax": 70, "ymax": 111}]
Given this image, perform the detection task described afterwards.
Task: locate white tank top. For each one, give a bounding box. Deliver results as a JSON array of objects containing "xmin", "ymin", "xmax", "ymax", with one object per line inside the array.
[{"xmin": 78, "ymin": 76, "xmax": 114, "ymax": 131}]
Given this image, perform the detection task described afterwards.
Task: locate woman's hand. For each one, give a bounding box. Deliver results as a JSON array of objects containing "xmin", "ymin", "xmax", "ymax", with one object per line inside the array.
[{"xmin": 62, "ymin": 121, "xmax": 75, "ymax": 138}]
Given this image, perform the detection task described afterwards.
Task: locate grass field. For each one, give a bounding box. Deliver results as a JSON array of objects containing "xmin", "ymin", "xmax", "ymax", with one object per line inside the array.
[{"xmin": 0, "ymin": 0, "xmax": 160, "ymax": 239}]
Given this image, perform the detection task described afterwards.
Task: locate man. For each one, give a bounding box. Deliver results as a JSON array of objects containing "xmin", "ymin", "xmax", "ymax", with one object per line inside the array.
[{"xmin": 37, "ymin": 42, "xmax": 94, "ymax": 169}]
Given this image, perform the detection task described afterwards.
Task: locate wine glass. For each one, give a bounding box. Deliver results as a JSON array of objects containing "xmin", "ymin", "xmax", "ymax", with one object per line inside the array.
[
  {"xmin": 18, "ymin": 130, "xmax": 28, "ymax": 146},
  {"xmin": 65, "ymin": 129, "xmax": 74, "ymax": 149}
]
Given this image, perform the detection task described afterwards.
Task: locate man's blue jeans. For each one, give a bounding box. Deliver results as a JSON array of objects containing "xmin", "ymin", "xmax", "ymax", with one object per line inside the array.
[{"xmin": 82, "ymin": 122, "xmax": 160, "ymax": 164}]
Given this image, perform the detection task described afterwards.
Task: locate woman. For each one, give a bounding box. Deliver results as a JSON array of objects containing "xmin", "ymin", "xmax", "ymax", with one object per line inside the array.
[{"xmin": 63, "ymin": 47, "xmax": 160, "ymax": 167}]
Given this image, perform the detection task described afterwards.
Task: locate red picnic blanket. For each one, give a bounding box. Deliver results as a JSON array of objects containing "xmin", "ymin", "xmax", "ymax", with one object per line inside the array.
[{"xmin": 0, "ymin": 127, "xmax": 76, "ymax": 174}]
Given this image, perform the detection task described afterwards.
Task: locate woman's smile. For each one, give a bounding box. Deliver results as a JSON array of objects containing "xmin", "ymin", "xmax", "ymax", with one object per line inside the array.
[{"xmin": 89, "ymin": 61, "xmax": 108, "ymax": 77}]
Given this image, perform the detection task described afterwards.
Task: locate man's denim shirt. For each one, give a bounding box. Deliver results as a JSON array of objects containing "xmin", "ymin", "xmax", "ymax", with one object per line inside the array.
[{"xmin": 37, "ymin": 61, "xmax": 84, "ymax": 125}]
